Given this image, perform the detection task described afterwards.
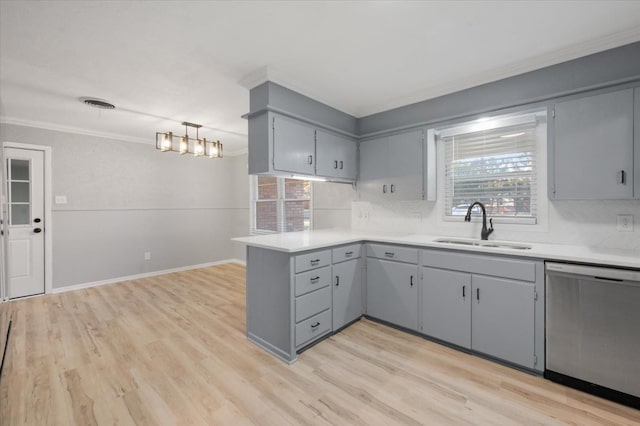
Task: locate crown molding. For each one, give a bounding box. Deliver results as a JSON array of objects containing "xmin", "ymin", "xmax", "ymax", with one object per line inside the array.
[
  {"xmin": 0, "ymin": 116, "xmax": 152, "ymax": 144},
  {"xmin": 0, "ymin": 116, "xmax": 249, "ymax": 157},
  {"xmin": 356, "ymin": 28, "xmax": 640, "ymax": 117}
]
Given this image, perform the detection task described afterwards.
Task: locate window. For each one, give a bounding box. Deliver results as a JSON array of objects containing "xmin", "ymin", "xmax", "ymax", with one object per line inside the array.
[
  {"xmin": 437, "ymin": 109, "xmax": 546, "ymax": 224},
  {"xmin": 251, "ymin": 176, "xmax": 312, "ymax": 233}
]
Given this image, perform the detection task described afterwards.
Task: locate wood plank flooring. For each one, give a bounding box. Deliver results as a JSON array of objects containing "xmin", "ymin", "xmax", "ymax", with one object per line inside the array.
[{"xmin": 0, "ymin": 263, "xmax": 638, "ymax": 425}]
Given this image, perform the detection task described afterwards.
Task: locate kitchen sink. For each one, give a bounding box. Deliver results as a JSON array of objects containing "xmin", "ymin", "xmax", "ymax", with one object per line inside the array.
[{"xmin": 433, "ymin": 238, "xmax": 532, "ymax": 250}]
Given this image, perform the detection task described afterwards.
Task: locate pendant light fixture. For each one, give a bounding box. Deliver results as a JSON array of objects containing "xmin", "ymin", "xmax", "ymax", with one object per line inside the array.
[{"xmin": 155, "ymin": 122, "xmax": 223, "ymax": 159}]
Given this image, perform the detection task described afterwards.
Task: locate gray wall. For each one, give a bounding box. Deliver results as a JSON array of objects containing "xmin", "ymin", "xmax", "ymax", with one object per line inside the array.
[
  {"xmin": 358, "ymin": 41, "xmax": 640, "ymax": 136},
  {"xmin": 1, "ymin": 123, "xmax": 250, "ymax": 289}
]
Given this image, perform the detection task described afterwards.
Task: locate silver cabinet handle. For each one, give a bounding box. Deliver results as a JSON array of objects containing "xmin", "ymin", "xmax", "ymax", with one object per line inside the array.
[
  {"xmin": 618, "ymin": 170, "xmax": 626, "ymax": 185},
  {"xmin": 462, "ymin": 285, "xmax": 466, "ymax": 299},
  {"xmin": 410, "ymin": 275, "xmax": 414, "ymax": 287},
  {"xmin": 311, "ymin": 322, "xmax": 320, "ymax": 329},
  {"xmin": 334, "ymin": 160, "xmax": 338, "ymax": 169},
  {"xmin": 310, "ymin": 276, "xmax": 320, "ymax": 283},
  {"xmin": 335, "ymin": 276, "xmax": 340, "ymax": 286},
  {"xmin": 345, "ymin": 251, "xmax": 353, "ymax": 257},
  {"xmin": 384, "ymin": 252, "xmax": 395, "ymax": 258},
  {"xmin": 476, "ymin": 288, "xmax": 480, "ymax": 301},
  {"xmin": 390, "ymin": 184, "xmax": 395, "ymax": 193},
  {"xmin": 310, "ymin": 259, "xmax": 320, "ymax": 265},
  {"xmin": 383, "ymin": 184, "xmax": 387, "ymax": 194},
  {"xmin": 308, "ymin": 155, "xmax": 313, "ymax": 165},
  {"xmin": 339, "ymin": 161, "xmax": 343, "ymax": 169}
]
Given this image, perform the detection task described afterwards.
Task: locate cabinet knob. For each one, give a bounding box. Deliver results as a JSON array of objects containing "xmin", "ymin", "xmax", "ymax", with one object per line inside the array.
[{"xmin": 34, "ymin": 228, "xmax": 42, "ymax": 234}]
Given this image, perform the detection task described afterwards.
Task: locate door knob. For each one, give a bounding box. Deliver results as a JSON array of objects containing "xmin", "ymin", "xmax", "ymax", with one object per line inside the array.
[{"xmin": 34, "ymin": 228, "xmax": 42, "ymax": 233}]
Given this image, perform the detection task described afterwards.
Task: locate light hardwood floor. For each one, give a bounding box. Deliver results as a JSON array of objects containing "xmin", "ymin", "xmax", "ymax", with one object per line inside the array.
[{"xmin": 0, "ymin": 263, "xmax": 638, "ymax": 425}]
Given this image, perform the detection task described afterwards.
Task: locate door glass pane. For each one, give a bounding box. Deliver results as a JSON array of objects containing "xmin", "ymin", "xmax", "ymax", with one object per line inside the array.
[
  {"xmin": 11, "ymin": 204, "xmax": 30, "ymax": 225},
  {"xmin": 11, "ymin": 182, "xmax": 30, "ymax": 203},
  {"xmin": 10, "ymin": 159, "xmax": 29, "ymax": 180}
]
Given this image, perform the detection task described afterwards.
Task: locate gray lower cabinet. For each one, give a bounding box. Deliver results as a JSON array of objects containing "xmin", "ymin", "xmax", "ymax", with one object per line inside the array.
[
  {"xmin": 471, "ymin": 275, "xmax": 535, "ymax": 369},
  {"xmin": 421, "ymin": 267, "xmax": 471, "ymax": 349},
  {"xmin": 366, "ymin": 257, "xmax": 419, "ymax": 331},
  {"xmin": 551, "ymin": 87, "xmax": 636, "ymax": 199},
  {"xmin": 421, "ymin": 249, "xmax": 544, "ymax": 371},
  {"xmin": 332, "ymin": 257, "xmax": 363, "ymax": 331}
]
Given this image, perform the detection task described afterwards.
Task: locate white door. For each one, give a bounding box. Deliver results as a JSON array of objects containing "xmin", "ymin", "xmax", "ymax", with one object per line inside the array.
[{"xmin": 5, "ymin": 148, "xmax": 45, "ymax": 299}]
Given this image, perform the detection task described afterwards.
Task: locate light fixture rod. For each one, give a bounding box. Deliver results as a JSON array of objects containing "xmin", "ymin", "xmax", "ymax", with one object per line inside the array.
[{"xmin": 181, "ymin": 121, "xmax": 202, "ymax": 129}]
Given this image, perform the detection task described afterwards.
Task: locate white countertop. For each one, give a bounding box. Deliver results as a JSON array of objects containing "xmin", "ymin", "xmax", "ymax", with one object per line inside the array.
[{"xmin": 232, "ymin": 230, "xmax": 640, "ymax": 269}]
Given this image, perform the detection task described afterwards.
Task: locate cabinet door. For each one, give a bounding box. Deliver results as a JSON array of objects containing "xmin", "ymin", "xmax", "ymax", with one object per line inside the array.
[
  {"xmin": 273, "ymin": 115, "xmax": 316, "ymax": 175},
  {"xmin": 366, "ymin": 258, "xmax": 418, "ymax": 331},
  {"xmin": 316, "ymin": 130, "xmax": 357, "ymax": 180},
  {"xmin": 386, "ymin": 129, "xmax": 424, "ymax": 200},
  {"xmin": 471, "ymin": 275, "xmax": 535, "ymax": 369},
  {"xmin": 359, "ymin": 136, "xmax": 388, "ymax": 180},
  {"xmin": 332, "ymin": 258, "xmax": 363, "ymax": 330},
  {"xmin": 553, "ymin": 88, "xmax": 634, "ymax": 199},
  {"xmin": 421, "ymin": 267, "xmax": 471, "ymax": 349}
]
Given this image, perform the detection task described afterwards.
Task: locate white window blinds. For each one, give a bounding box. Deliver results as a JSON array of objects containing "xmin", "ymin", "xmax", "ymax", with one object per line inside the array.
[{"xmin": 439, "ymin": 111, "xmax": 544, "ymax": 223}]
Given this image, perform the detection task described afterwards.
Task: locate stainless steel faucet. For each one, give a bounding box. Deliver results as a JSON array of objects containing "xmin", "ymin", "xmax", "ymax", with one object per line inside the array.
[{"xmin": 465, "ymin": 201, "xmax": 494, "ymax": 240}]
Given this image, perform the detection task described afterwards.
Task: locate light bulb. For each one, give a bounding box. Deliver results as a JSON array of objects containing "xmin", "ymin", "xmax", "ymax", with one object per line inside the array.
[
  {"xmin": 161, "ymin": 132, "xmax": 172, "ymax": 151},
  {"xmin": 180, "ymin": 135, "xmax": 188, "ymax": 154},
  {"xmin": 194, "ymin": 138, "xmax": 205, "ymax": 156}
]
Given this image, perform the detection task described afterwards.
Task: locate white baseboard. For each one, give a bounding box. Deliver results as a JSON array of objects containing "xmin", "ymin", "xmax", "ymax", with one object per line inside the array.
[
  {"xmin": 51, "ymin": 259, "xmax": 243, "ymax": 294},
  {"xmin": 229, "ymin": 258, "xmax": 246, "ymax": 266}
]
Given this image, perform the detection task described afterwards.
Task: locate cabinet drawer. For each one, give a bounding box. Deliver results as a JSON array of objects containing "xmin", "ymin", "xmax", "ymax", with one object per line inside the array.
[
  {"xmin": 295, "ymin": 250, "xmax": 331, "ymax": 273},
  {"xmin": 296, "ymin": 309, "xmax": 332, "ymax": 348},
  {"xmin": 422, "ymin": 249, "xmax": 537, "ymax": 282},
  {"xmin": 295, "ymin": 266, "xmax": 331, "ymax": 296},
  {"xmin": 332, "ymin": 244, "xmax": 362, "ymax": 263},
  {"xmin": 367, "ymin": 243, "xmax": 418, "ymax": 264},
  {"xmin": 296, "ymin": 286, "xmax": 331, "ymax": 323}
]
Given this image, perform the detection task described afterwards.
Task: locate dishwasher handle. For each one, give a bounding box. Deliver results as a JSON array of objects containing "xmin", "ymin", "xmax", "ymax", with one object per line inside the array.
[{"xmin": 546, "ymin": 262, "xmax": 640, "ymax": 283}]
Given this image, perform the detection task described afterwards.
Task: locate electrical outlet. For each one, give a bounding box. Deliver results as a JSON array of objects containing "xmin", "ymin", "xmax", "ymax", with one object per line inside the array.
[
  {"xmin": 55, "ymin": 195, "xmax": 67, "ymax": 204},
  {"xmin": 144, "ymin": 252, "xmax": 151, "ymax": 261},
  {"xmin": 617, "ymin": 215, "xmax": 634, "ymax": 232}
]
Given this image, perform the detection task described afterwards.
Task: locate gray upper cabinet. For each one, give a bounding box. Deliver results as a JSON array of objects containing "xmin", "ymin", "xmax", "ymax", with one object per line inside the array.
[
  {"xmin": 316, "ymin": 129, "xmax": 358, "ymax": 180},
  {"xmin": 273, "ymin": 115, "xmax": 316, "ymax": 176},
  {"xmin": 551, "ymin": 88, "xmax": 635, "ymax": 199},
  {"xmin": 421, "ymin": 267, "xmax": 471, "ymax": 349},
  {"xmin": 366, "ymin": 258, "xmax": 418, "ymax": 331},
  {"xmin": 358, "ymin": 129, "xmax": 424, "ymax": 200},
  {"xmin": 635, "ymin": 88, "xmax": 640, "ymax": 199},
  {"xmin": 248, "ymin": 111, "xmax": 356, "ymax": 182}
]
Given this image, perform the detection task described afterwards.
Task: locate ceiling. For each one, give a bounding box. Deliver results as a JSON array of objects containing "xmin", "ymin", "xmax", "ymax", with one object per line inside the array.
[{"xmin": 1, "ymin": 1, "xmax": 640, "ymax": 155}]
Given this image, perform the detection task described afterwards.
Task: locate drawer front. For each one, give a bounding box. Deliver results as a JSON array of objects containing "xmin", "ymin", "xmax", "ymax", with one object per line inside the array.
[
  {"xmin": 367, "ymin": 243, "xmax": 418, "ymax": 264},
  {"xmin": 422, "ymin": 249, "xmax": 537, "ymax": 282},
  {"xmin": 295, "ymin": 250, "xmax": 331, "ymax": 273},
  {"xmin": 296, "ymin": 309, "xmax": 332, "ymax": 348},
  {"xmin": 295, "ymin": 286, "xmax": 331, "ymax": 323},
  {"xmin": 295, "ymin": 266, "xmax": 331, "ymax": 296},
  {"xmin": 332, "ymin": 244, "xmax": 362, "ymax": 263}
]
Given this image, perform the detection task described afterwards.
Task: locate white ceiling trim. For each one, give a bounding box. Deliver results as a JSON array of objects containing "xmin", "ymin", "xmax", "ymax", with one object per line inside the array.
[
  {"xmin": 1, "ymin": 116, "xmax": 153, "ymax": 144},
  {"xmin": 0, "ymin": 116, "xmax": 248, "ymax": 157}
]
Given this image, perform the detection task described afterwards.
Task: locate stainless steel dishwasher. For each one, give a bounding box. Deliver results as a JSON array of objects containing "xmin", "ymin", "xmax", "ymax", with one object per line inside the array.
[{"xmin": 545, "ymin": 262, "xmax": 640, "ymax": 408}]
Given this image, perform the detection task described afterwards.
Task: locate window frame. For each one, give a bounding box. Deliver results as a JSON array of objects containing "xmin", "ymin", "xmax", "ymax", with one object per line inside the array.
[
  {"xmin": 250, "ymin": 175, "xmax": 313, "ymax": 234},
  {"xmin": 435, "ymin": 108, "xmax": 547, "ymax": 225}
]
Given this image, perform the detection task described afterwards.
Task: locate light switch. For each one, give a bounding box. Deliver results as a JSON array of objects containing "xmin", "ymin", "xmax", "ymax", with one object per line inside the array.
[{"xmin": 55, "ymin": 195, "xmax": 67, "ymax": 204}]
